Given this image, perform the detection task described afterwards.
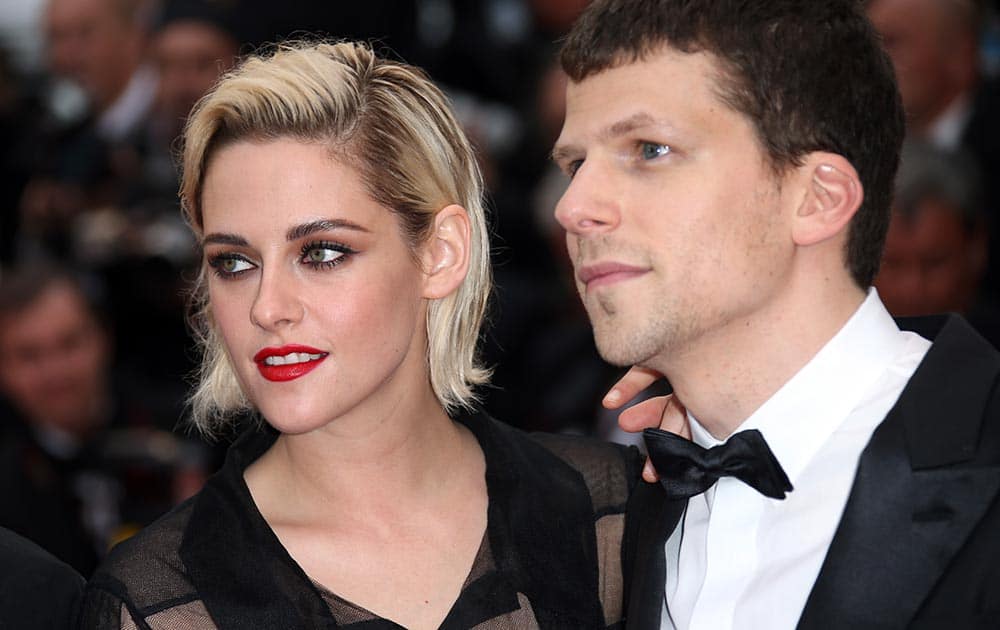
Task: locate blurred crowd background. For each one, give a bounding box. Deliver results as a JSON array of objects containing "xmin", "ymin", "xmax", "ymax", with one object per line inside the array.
[{"xmin": 0, "ymin": 0, "xmax": 998, "ymax": 578}]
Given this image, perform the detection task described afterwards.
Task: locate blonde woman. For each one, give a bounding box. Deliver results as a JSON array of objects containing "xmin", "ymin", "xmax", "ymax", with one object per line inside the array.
[{"xmin": 80, "ymin": 41, "xmax": 641, "ymax": 629}]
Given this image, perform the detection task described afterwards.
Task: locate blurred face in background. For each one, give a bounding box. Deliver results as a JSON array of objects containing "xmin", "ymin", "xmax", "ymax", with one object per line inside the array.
[
  {"xmin": 45, "ymin": 0, "xmax": 145, "ymax": 111},
  {"xmin": 866, "ymin": 0, "xmax": 979, "ymax": 132},
  {"xmin": 0, "ymin": 282, "xmax": 110, "ymax": 435},
  {"xmin": 875, "ymin": 197, "xmax": 987, "ymax": 315},
  {"xmin": 153, "ymin": 20, "xmax": 238, "ymax": 135}
]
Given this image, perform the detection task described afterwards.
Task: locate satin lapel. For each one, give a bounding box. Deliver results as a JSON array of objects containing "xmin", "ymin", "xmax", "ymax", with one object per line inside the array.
[
  {"xmin": 625, "ymin": 481, "xmax": 684, "ymax": 630},
  {"xmin": 799, "ymin": 316, "xmax": 1000, "ymax": 629}
]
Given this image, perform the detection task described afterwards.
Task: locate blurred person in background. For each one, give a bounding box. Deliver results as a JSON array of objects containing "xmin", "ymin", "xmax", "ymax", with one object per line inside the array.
[
  {"xmin": 44, "ymin": 0, "xmax": 153, "ymax": 132},
  {"xmin": 144, "ymin": 0, "xmax": 242, "ymax": 202},
  {"xmin": 867, "ymin": 0, "xmax": 1000, "ymax": 287},
  {"xmin": 0, "ymin": 46, "xmax": 41, "ymax": 266},
  {"xmin": 876, "ymin": 140, "xmax": 1000, "ymax": 345},
  {"xmin": 0, "ymin": 264, "xmax": 209, "ymax": 576},
  {"xmin": 19, "ymin": 0, "xmax": 157, "ymax": 256}
]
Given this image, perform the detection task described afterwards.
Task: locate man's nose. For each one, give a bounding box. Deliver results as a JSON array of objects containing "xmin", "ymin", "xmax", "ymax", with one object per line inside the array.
[{"xmin": 554, "ymin": 162, "xmax": 621, "ymax": 236}]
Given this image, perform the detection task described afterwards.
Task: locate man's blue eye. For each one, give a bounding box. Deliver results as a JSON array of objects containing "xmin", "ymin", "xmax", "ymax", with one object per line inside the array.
[{"xmin": 641, "ymin": 143, "xmax": 671, "ymax": 160}]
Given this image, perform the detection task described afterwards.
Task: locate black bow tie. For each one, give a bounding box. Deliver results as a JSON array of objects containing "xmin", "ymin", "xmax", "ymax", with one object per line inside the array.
[{"xmin": 643, "ymin": 428, "xmax": 793, "ymax": 501}]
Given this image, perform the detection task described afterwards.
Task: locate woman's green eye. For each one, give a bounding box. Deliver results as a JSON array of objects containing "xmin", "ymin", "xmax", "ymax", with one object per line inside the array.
[
  {"xmin": 305, "ymin": 247, "xmax": 343, "ymax": 264},
  {"xmin": 222, "ymin": 259, "xmax": 243, "ymax": 272},
  {"xmin": 212, "ymin": 256, "xmax": 254, "ymax": 275}
]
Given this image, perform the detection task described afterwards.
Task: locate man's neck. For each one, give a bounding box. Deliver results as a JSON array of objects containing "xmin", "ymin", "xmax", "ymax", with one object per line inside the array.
[{"xmin": 655, "ymin": 281, "xmax": 867, "ymax": 440}]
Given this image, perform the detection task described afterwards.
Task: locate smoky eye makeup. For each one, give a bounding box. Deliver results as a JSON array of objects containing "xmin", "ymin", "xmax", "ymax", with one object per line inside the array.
[
  {"xmin": 298, "ymin": 240, "xmax": 357, "ymax": 269},
  {"xmin": 207, "ymin": 252, "xmax": 256, "ymax": 279}
]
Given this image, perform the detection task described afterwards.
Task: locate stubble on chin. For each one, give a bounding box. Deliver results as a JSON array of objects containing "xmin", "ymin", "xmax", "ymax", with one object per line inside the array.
[{"xmin": 587, "ymin": 293, "xmax": 682, "ymax": 368}]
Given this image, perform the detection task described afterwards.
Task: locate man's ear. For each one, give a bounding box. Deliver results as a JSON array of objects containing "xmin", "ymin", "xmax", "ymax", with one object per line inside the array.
[
  {"xmin": 792, "ymin": 153, "xmax": 863, "ymax": 247},
  {"xmin": 422, "ymin": 204, "xmax": 471, "ymax": 299}
]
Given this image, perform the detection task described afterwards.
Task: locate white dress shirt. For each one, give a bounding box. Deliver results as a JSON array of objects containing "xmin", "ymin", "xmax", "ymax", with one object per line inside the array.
[
  {"xmin": 661, "ymin": 290, "xmax": 932, "ymax": 630},
  {"xmin": 96, "ymin": 64, "xmax": 158, "ymax": 142}
]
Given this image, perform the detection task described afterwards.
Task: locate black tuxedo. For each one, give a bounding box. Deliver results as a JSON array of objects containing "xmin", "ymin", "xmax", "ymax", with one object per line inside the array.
[
  {"xmin": 0, "ymin": 526, "xmax": 84, "ymax": 628},
  {"xmin": 623, "ymin": 314, "xmax": 1000, "ymax": 629}
]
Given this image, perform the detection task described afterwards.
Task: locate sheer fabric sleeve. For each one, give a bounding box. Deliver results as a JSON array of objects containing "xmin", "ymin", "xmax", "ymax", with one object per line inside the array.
[
  {"xmin": 527, "ymin": 433, "xmax": 643, "ymax": 628},
  {"xmin": 79, "ymin": 583, "xmax": 145, "ymax": 630}
]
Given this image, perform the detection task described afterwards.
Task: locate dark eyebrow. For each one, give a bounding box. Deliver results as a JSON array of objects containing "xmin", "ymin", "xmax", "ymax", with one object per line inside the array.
[
  {"xmin": 201, "ymin": 233, "xmax": 248, "ymax": 247},
  {"xmin": 286, "ymin": 219, "xmax": 370, "ymax": 241},
  {"xmin": 201, "ymin": 219, "xmax": 371, "ymax": 248},
  {"xmin": 550, "ymin": 144, "xmax": 578, "ymax": 164},
  {"xmin": 551, "ymin": 112, "xmax": 663, "ymax": 163},
  {"xmin": 603, "ymin": 112, "xmax": 659, "ymax": 140}
]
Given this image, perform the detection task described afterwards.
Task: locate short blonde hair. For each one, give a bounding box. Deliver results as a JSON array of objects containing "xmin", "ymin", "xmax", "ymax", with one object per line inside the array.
[{"xmin": 180, "ymin": 41, "xmax": 492, "ymax": 435}]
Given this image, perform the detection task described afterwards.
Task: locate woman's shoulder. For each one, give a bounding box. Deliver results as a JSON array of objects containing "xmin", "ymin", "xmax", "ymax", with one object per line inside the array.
[
  {"xmin": 528, "ymin": 430, "xmax": 643, "ymax": 509},
  {"xmin": 474, "ymin": 414, "xmax": 644, "ymax": 510},
  {"xmin": 83, "ymin": 496, "xmax": 202, "ymax": 627},
  {"xmin": 97, "ymin": 495, "xmax": 195, "ymax": 582}
]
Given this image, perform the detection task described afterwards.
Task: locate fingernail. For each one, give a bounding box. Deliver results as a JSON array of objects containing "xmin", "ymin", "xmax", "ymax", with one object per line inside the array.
[{"xmin": 605, "ymin": 389, "xmax": 621, "ymax": 403}]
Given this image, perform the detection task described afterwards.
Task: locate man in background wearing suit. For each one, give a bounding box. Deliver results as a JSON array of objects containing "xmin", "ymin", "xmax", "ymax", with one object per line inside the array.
[{"xmin": 552, "ymin": 0, "xmax": 1000, "ymax": 628}]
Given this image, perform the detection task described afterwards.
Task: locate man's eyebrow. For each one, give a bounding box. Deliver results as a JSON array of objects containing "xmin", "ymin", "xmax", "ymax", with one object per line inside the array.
[
  {"xmin": 551, "ymin": 112, "xmax": 667, "ymax": 162},
  {"xmin": 603, "ymin": 112, "xmax": 659, "ymax": 140},
  {"xmin": 201, "ymin": 233, "xmax": 248, "ymax": 247},
  {"xmin": 286, "ymin": 219, "xmax": 370, "ymax": 241},
  {"xmin": 551, "ymin": 144, "xmax": 579, "ymax": 164}
]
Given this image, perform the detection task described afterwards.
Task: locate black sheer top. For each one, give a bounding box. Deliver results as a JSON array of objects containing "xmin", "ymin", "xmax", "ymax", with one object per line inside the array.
[{"xmin": 81, "ymin": 412, "xmax": 643, "ymax": 629}]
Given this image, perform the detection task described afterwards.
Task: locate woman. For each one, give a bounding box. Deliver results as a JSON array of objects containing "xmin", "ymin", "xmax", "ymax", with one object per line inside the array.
[{"xmin": 81, "ymin": 41, "xmax": 641, "ymax": 629}]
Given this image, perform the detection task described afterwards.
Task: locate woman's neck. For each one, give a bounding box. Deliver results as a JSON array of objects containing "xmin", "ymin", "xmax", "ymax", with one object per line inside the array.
[{"xmin": 245, "ymin": 388, "xmax": 483, "ymax": 529}]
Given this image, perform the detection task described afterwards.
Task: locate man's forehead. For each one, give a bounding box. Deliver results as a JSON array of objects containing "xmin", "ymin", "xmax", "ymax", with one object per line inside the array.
[{"xmin": 556, "ymin": 54, "xmax": 741, "ymax": 151}]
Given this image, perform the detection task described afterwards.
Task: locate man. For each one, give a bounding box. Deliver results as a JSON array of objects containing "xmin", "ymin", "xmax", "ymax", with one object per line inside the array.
[
  {"xmin": 552, "ymin": 1, "xmax": 1000, "ymax": 628},
  {"xmin": 875, "ymin": 140, "xmax": 1000, "ymax": 347},
  {"xmin": 145, "ymin": 0, "xmax": 242, "ymax": 200},
  {"xmin": 20, "ymin": 0, "xmax": 157, "ymax": 253},
  {"xmin": 0, "ymin": 265, "xmax": 207, "ymax": 575},
  {"xmin": 44, "ymin": 0, "xmax": 155, "ymax": 143}
]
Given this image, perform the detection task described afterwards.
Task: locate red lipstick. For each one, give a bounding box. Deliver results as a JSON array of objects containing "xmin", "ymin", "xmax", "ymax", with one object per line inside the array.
[
  {"xmin": 253, "ymin": 344, "xmax": 328, "ymax": 382},
  {"xmin": 577, "ymin": 262, "xmax": 649, "ymax": 292}
]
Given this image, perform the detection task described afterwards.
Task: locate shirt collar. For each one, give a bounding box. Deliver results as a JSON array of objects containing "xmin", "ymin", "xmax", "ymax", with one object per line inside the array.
[
  {"xmin": 96, "ymin": 64, "xmax": 157, "ymax": 142},
  {"xmin": 688, "ymin": 289, "xmax": 910, "ymax": 486},
  {"xmin": 927, "ymin": 93, "xmax": 972, "ymax": 151}
]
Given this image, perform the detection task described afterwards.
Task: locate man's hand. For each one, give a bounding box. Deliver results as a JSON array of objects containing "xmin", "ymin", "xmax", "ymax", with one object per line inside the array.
[{"xmin": 603, "ymin": 367, "xmax": 689, "ymax": 482}]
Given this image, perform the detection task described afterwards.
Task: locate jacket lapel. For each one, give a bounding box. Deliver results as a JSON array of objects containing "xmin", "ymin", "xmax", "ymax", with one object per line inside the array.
[{"xmin": 798, "ymin": 316, "xmax": 1000, "ymax": 628}]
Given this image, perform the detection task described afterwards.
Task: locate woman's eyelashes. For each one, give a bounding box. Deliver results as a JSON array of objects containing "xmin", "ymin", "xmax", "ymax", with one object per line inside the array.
[
  {"xmin": 206, "ymin": 241, "xmax": 357, "ymax": 280},
  {"xmin": 208, "ymin": 253, "xmax": 255, "ymax": 279},
  {"xmin": 299, "ymin": 240, "xmax": 356, "ymax": 269}
]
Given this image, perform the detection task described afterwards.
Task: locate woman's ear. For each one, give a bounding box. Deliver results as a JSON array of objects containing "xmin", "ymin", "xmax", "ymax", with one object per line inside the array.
[
  {"xmin": 792, "ymin": 153, "xmax": 864, "ymax": 247},
  {"xmin": 422, "ymin": 204, "xmax": 471, "ymax": 299}
]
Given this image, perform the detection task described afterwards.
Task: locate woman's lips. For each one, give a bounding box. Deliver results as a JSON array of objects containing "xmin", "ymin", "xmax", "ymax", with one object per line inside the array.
[
  {"xmin": 253, "ymin": 344, "xmax": 329, "ymax": 382},
  {"xmin": 577, "ymin": 262, "xmax": 649, "ymax": 292}
]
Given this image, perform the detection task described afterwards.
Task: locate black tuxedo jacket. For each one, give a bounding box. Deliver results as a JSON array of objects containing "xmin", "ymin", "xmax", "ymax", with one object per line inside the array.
[{"xmin": 622, "ymin": 315, "xmax": 1000, "ymax": 629}]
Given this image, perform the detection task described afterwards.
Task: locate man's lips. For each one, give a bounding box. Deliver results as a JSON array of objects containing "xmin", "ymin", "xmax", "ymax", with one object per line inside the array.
[
  {"xmin": 253, "ymin": 344, "xmax": 329, "ymax": 382},
  {"xmin": 577, "ymin": 262, "xmax": 650, "ymax": 291}
]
